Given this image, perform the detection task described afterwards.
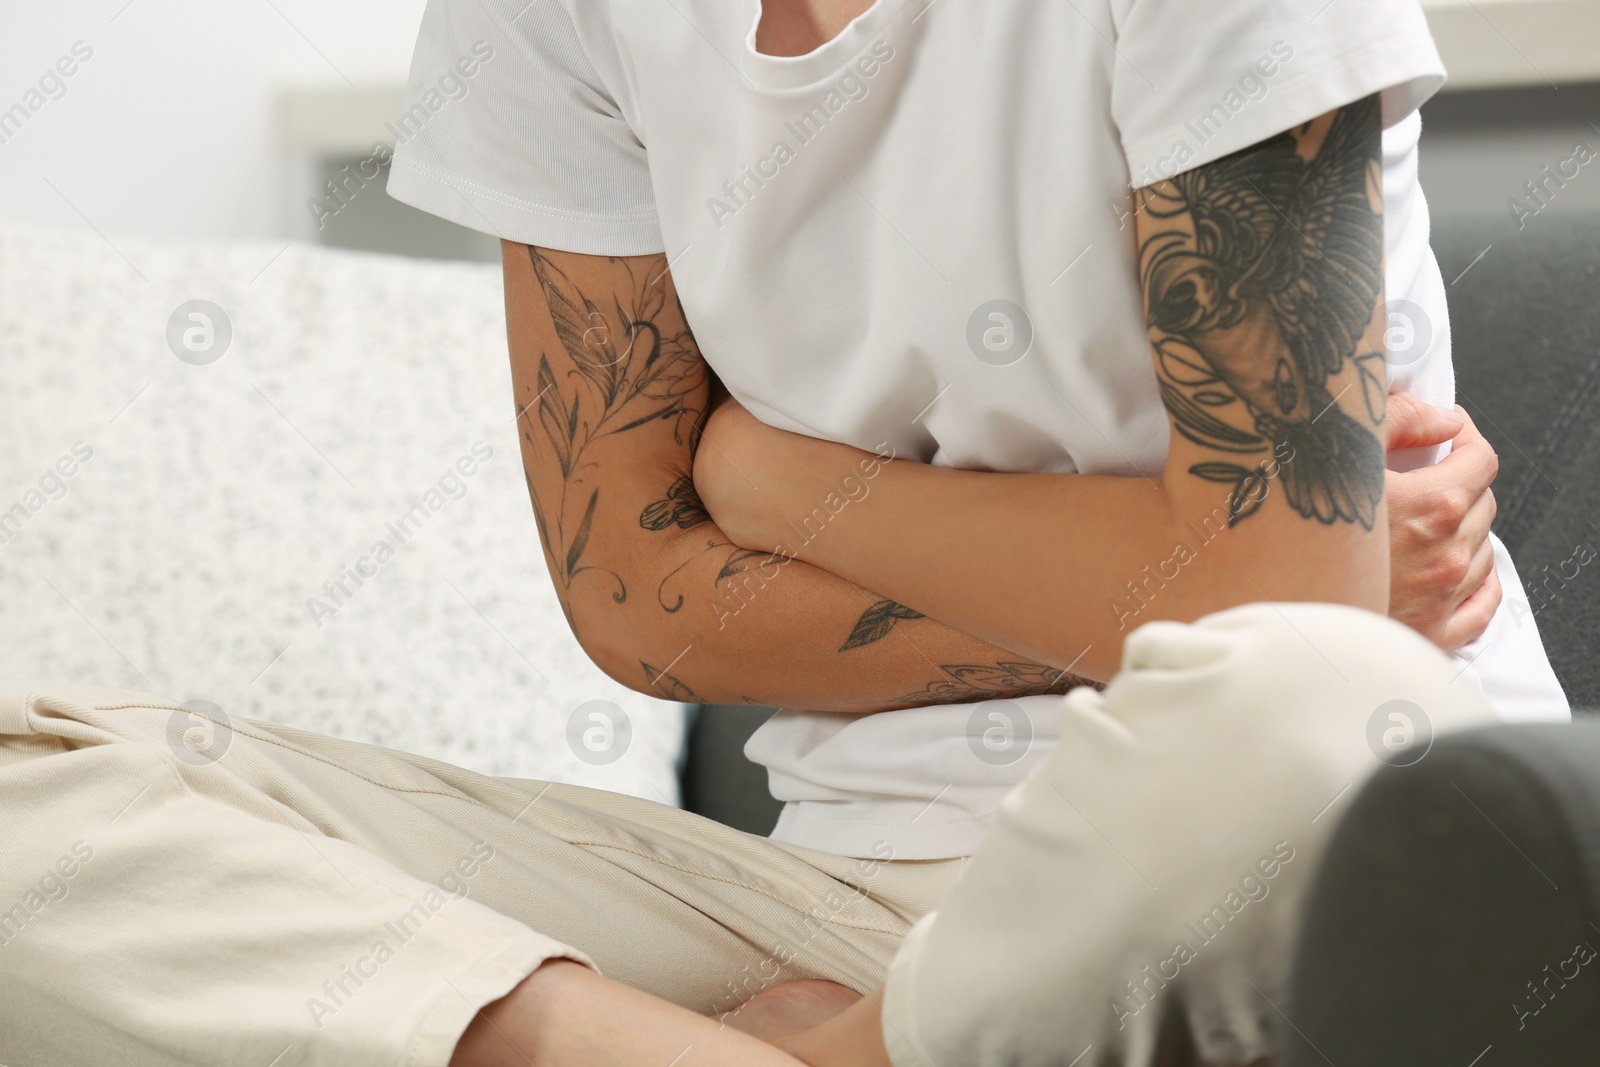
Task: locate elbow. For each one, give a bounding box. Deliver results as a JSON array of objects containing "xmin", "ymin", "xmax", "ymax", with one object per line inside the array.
[
  {"xmin": 574, "ymin": 625, "xmax": 651, "ymax": 697},
  {"xmin": 574, "ymin": 617, "xmax": 711, "ymax": 703}
]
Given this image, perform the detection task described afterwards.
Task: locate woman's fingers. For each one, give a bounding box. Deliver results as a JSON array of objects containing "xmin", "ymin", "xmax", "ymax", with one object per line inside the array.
[
  {"xmin": 1386, "ymin": 393, "xmax": 1464, "ymax": 451},
  {"xmin": 1458, "ymin": 534, "xmax": 1498, "ymax": 606},
  {"xmin": 1428, "ymin": 408, "xmax": 1499, "ymax": 502},
  {"xmin": 1440, "ymin": 548, "xmax": 1502, "ymax": 650},
  {"xmin": 1458, "ymin": 483, "xmax": 1498, "ymax": 562},
  {"xmin": 1383, "ymin": 402, "xmax": 1504, "ymax": 652}
]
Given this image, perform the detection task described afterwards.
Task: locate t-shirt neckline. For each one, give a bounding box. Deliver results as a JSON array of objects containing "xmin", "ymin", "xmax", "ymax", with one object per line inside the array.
[{"xmin": 740, "ymin": 0, "xmax": 903, "ymax": 91}]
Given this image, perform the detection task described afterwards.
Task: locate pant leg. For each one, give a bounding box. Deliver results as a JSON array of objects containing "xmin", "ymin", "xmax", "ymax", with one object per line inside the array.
[
  {"xmin": 881, "ymin": 602, "xmax": 1502, "ymax": 1067},
  {"xmin": 0, "ymin": 679, "xmax": 961, "ymax": 1067}
]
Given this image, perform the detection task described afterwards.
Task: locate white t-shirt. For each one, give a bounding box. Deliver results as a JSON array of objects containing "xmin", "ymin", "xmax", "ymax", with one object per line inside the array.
[{"xmin": 389, "ymin": 0, "xmax": 1572, "ymax": 860}]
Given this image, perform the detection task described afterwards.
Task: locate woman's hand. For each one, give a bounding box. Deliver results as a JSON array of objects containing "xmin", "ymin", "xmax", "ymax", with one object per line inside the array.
[
  {"xmin": 690, "ymin": 391, "xmax": 795, "ymax": 547},
  {"xmin": 692, "ymin": 392, "xmax": 881, "ymax": 551},
  {"xmin": 1385, "ymin": 393, "xmax": 1502, "ymax": 651}
]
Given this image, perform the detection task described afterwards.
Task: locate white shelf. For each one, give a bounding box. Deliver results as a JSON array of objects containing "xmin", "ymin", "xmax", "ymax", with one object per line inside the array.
[
  {"xmin": 277, "ymin": 84, "xmax": 407, "ymax": 156},
  {"xmin": 1423, "ymin": 0, "xmax": 1600, "ymax": 90},
  {"xmin": 275, "ymin": 2, "xmax": 1597, "ymax": 156}
]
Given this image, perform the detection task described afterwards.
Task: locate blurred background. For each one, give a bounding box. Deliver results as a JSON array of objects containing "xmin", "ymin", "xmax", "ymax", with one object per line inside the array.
[
  {"xmin": 0, "ymin": 0, "xmax": 689, "ymax": 803},
  {"xmin": 0, "ymin": 0, "xmax": 1596, "ymax": 821},
  {"xmin": 5, "ymin": 0, "xmax": 1600, "ymax": 256}
]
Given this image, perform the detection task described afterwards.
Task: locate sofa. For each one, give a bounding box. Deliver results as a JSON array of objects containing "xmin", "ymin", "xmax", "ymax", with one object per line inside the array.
[{"xmin": 0, "ymin": 222, "xmax": 688, "ymax": 803}]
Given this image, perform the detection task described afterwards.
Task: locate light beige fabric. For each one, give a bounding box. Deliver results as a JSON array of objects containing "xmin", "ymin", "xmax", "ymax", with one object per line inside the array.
[
  {"xmin": 0, "ymin": 680, "xmax": 962, "ymax": 1067},
  {"xmin": 881, "ymin": 603, "xmax": 1499, "ymax": 1067}
]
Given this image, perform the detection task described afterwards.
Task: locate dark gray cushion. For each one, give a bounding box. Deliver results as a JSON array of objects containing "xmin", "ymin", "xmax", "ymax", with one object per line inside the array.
[
  {"xmin": 678, "ymin": 704, "xmax": 783, "ymax": 835},
  {"xmin": 1286, "ymin": 722, "xmax": 1600, "ymax": 1065},
  {"xmin": 1432, "ymin": 210, "xmax": 1600, "ymax": 709}
]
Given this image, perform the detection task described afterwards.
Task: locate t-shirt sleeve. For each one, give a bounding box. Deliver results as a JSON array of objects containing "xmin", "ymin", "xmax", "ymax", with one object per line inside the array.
[
  {"xmin": 1109, "ymin": 0, "xmax": 1446, "ymax": 188},
  {"xmin": 385, "ymin": 0, "xmax": 663, "ymax": 255}
]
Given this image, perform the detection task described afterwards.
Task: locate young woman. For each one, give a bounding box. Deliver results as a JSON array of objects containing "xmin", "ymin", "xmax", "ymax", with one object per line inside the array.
[{"xmin": 1, "ymin": 1, "xmax": 1568, "ymax": 1065}]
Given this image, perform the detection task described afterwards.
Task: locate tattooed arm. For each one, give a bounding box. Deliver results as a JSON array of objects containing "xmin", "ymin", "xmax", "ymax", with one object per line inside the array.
[
  {"xmin": 697, "ymin": 97, "xmax": 1391, "ymax": 680},
  {"xmin": 503, "ymin": 242, "xmax": 1094, "ymax": 709}
]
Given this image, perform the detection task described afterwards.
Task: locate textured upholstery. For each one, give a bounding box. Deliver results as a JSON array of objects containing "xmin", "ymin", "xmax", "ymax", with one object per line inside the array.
[
  {"xmin": 1433, "ymin": 209, "xmax": 1600, "ymax": 710},
  {"xmin": 0, "ymin": 223, "xmax": 686, "ymax": 799}
]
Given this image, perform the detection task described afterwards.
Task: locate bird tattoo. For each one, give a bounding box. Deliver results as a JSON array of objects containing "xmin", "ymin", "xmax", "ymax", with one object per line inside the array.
[{"xmin": 1140, "ymin": 94, "xmax": 1388, "ymax": 530}]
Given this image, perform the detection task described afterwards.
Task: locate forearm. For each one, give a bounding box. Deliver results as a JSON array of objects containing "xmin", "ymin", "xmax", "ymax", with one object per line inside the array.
[
  {"xmin": 738, "ymin": 452, "xmax": 1383, "ymax": 680},
  {"xmin": 505, "ymin": 241, "xmax": 1088, "ymax": 712},
  {"xmin": 553, "ymin": 451, "xmax": 1090, "ymax": 710}
]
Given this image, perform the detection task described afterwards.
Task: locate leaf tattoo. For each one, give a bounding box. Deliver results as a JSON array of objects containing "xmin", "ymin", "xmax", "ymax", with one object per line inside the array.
[
  {"xmin": 716, "ymin": 548, "xmax": 786, "ymax": 584},
  {"xmin": 840, "ymin": 599, "xmax": 926, "ymax": 651},
  {"xmin": 518, "ymin": 248, "xmax": 709, "ymax": 609},
  {"xmin": 641, "ymin": 659, "xmax": 698, "ymax": 702},
  {"xmin": 566, "ymin": 489, "xmax": 598, "ymax": 582},
  {"xmin": 893, "ymin": 661, "xmax": 1101, "ymax": 706},
  {"xmin": 1189, "ymin": 461, "xmax": 1274, "ymax": 525}
]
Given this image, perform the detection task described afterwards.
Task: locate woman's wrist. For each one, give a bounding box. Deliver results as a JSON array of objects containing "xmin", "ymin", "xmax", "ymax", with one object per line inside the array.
[
  {"xmin": 693, "ymin": 398, "xmax": 890, "ymax": 553},
  {"xmin": 741, "ymin": 434, "xmax": 896, "ymax": 557},
  {"xmin": 767, "ymin": 436, "xmax": 898, "ymax": 562}
]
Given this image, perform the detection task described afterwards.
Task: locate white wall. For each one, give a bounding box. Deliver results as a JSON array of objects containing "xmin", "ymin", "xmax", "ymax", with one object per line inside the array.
[
  {"xmin": 5, "ymin": 0, "xmax": 1595, "ymax": 247},
  {"xmin": 0, "ymin": 0, "xmax": 426, "ymax": 243}
]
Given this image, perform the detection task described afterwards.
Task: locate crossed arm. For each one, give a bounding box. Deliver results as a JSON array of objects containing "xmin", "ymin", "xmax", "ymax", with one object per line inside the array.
[
  {"xmin": 505, "ymin": 94, "xmax": 1496, "ymax": 707},
  {"xmin": 503, "ymin": 242, "xmax": 1096, "ymax": 711}
]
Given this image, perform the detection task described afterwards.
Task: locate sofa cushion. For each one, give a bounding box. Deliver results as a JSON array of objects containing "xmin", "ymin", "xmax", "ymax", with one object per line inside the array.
[
  {"xmin": 1432, "ymin": 209, "xmax": 1600, "ymax": 710},
  {"xmin": 1287, "ymin": 721, "xmax": 1600, "ymax": 1064},
  {"xmin": 0, "ymin": 222, "xmax": 685, "ymax": 800}
]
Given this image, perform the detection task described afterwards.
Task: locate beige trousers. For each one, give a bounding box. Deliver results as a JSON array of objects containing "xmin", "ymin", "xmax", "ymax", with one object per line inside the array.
[{"xmin": 0, "ymin": 680, "xmax": 963, "ymax": 1067}]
